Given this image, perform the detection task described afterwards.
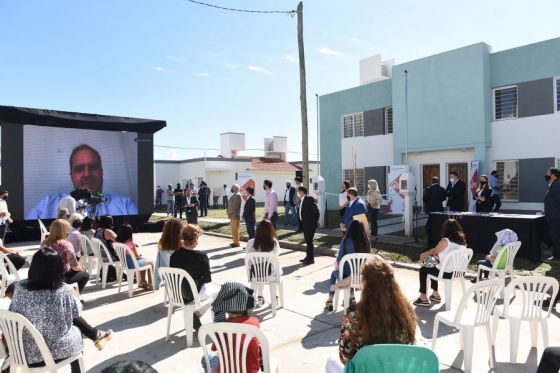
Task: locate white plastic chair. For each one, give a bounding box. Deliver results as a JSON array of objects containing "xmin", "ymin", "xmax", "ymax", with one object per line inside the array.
[
  {"xmin": 0, "ymin": 309, "xmax": 86, "ymax": 373},
  {"xmin": 477, "ymin": 241, "xmax": 521, "ymax": 280},
  {"xmin": 0, "ymin": 253, "xmax": 21, "ymax": 297},
  {"xmin": 492, "ymin": 276, "xmax": 559, "ymax": 363},
  {"xmin": 91, "ymin": 238, "xmax": 119, "ymax": 288},
  {"xmin": 78, "ymin": 234, "xmax": 97, "ymax": 276},
  {"xmin": 245, "ymin": 253, "xmax": 284, "ymax": 317},
  {"xmin": 332, "ymin": 253, "xmax": 373, "ymax": 311},
  {"xmin": 113, "ymin": 242, "xmax": 154, "ymax": 298},
  {"xmin": 427, "ymin": 248, "xmax": 473, "ymax": 311},
  {"xmin": 432, "ymin": 278, "xmax": 502, "ymax": 373},
  {"xmin": 37, "ymin": 219, "xmax": 49, "ymax": 244},
  {"xmin": 198, "ymin": 322, "xmax": 278, "ymax": 373},
  {"xmin": 159, "ymin": 267, "xmax": 214, "ymax": 347}
]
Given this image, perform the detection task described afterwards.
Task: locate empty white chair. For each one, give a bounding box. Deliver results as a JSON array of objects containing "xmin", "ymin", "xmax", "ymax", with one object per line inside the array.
[
  {"xmin": 113, "ymin": 242, "xmax": 154, "ymax": 298},
  {"xmin": 492, "ymin": 276, "xmax": 559, "ymax": 363},
  {"xmin": 159, "ymin": 267, "xmax": 214, "ymax": 347},
  {"xmin": 0, "ymin": 309, "xmax": 86, "ymax": 372},
  {"xmin": 427, "ymin": 248, "xmax": 473, "ymax": 311},
  {"xmin": 432, "ymin": 278, "xmax": 502, "ymax": 373},
  {"xmin": 332, "ymin": 253, "xmax": 373, "ymax": 311},
  {"xmin": 92, "ymin": 238, "xmax": 119, "ymax": 288},
  {"xmin": 0, "ymin": 253, "xmax": 21, "ymax": 297},
  {"xmin": 38, "ymin": 219, "xmax": 49, "ymax": 244},
  {"xmin": 198, "ymin": 322, "xmax": 278, "ymax": 373},
  {"xmin": 245, "ymin": 253, "xmax": 284, "ymax": 317},
  {"xmin": 477, "ymin": 241, "xmax": 521, "ymax": 280}
]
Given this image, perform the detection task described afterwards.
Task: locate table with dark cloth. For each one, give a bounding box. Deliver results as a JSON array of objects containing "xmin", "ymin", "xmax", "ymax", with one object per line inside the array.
[{"xmin": 427, "ymin": 212, "xmax": 549, "ymax": 262}]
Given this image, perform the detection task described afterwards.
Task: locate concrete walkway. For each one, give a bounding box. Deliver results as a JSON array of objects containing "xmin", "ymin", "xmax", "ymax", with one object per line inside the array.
[{"xmin": 11, "ymin": 233, "xmax": 555, "ymax": 372}]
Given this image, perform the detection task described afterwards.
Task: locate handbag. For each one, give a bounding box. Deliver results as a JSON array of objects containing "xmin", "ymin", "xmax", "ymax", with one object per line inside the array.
[{"xmin": 422, "ymin": 255, "xmax": 440, "ymax": 268}]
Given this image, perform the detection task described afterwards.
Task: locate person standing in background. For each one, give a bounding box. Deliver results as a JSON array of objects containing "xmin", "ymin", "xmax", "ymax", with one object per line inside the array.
[
  {"xmin": 155, "ymin": 185, "xmax": 163, "ymax": 209},
  {"xmin": 227, "ymin": 184, "xmax": 242, "ymax": 248},
  {"xmin": 166, "ymin": 184, "xmax": 174, "ymax": 217},
  {"xmin": 365, "ymin": 179, "xmax": 382, "ymax": 241},
  {"xmin": 544, "ymin": 167, "xmax": 560, "ymax": 263},
  {"xmin": 184, "ymin": 189, "xmax": 199, "ymax": 224},
  {"xmin": 173, "ymin": 183, "xmax": 184, "ymax": 219},
  {"xmin": 222, "ymin": 184, "xmax": 229, "ymax": 210},
  {"xmin": 339, "ymin": 180, "xmax": 351, "ymax": 219},
  {"xmin": 474, "ymin": 175, "xmax": 493, "ymax": 213},
  {"xmin": 283, "ymin": 181, "xmax": 297, "ymax": 226},
  {"xmin": 243, "ymin": 186, "xmax": 256, "ymax": 240},
  {"xmin": 489, "ymin": 170, "xmax": 502, "ymax": 212},
  {"xmin": 198, "ymin": 181, "xmax": 209, "ymax": 218},
  {"xmin": 298, "ymin": 186, "xmax": 319, "ymax": 265},
  {"xmin": 294, "ymin": 176, "xmax": 303, "ymax": 232},
  {"xmin": 446, "ymin": 171, "xmax": 466, "ymax": 212},
  {"xmin": 263, "ymin": 180, "xmax": 279, "ymax": 230},
  {"xmin": 423, "ymin": 177, "xmax": 447, "ymax": 213},
  {"xmin": 0, "ymin": 188, "xmax": 13, "ymax": 242}
]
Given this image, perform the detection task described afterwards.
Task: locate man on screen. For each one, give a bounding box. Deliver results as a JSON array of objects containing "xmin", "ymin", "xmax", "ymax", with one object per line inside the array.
[{"xmin": 27, "ymin": 144, "xmax": 138, "ymax": 219}]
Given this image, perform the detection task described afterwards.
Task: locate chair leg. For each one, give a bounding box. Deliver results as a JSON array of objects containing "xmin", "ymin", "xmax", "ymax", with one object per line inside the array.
[
  {"xmin": 270, "ymin": 283, "xmax": 277, "ymax": 317},
  {"xmin": 343, "ymin": 288, "xmax": 350, "ymax": 311},
  {"xmin": 529, "ymin": 320, "xmax": 538, "ymax": 347},
  {"xmin": 491, "ymin": 312, "xmax": 499, "ymax": 346},
  {"xmin": 444, "ymin": 281, "xmax": 452, "ymax": 312},
  {"xmin": 166, "ymin": 305, "xmax": 174, "ymax": 341},
  {"xmin": 78, "ymin": 356, "xmax": 86, "ymax": 373},
  {"xmin": 463, "ymin": 326, "xmax": 474, "ymax": 373},
  {"xmin": 485, "ymin": 324, "xmax": 494, "ymax": 369},
  {"xmin": 184, "ymin": 307, "xmax": 194, "ymax": 347},
  {"xmin": 128, "ymin": 271, "xmax": 134, "ymax": 298},
  {"xmin": 278, "ymin": 280, "xmax": 284, "ymax": 308},
  {"xmin": 509, "ymin": 318, "xmax": 521, "ymax": 363},
  {"xmin": 102, "ymin": 264, "xmax": 108, "ymax": 289},
  {"xmin": 431, "ymin": 317, "xmax": 440, "ymax": 350},
  {"xmin": 332, "ymin": 287, "xmax": 339, "ymax": 312},
  {"xmin": 117, "ymin": 267, "xmax": 123, "ymax": 294},
  {"xmin": 541, "ymin": 318, "xmax": 549, "ymax": 348}
]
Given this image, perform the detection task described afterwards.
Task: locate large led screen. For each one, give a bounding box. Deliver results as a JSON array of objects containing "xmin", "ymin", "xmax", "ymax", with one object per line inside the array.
[{"xmin": 24, "ymin": 125, "xmax": 138, "ymax": 219}]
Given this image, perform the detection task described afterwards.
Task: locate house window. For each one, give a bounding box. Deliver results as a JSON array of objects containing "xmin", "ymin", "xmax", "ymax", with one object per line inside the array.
[
  {"xmin": 496, "ymin": 160, "xmax": 519, "ymax": 201},
  {"xmin": 341, "ymin": 112, "xmax": 364, "ymax": 138},
  {"xmin": 384, "ymin": 107, "xmax": 393, "ymax": 134},
  {"xmin": 343, "ymin": 168, "xmax": 365, "ymax": 194},
  {"xmin": 494, "ymin": 86, "xmax": 518, "ymax": 120},
  {"xmin": 554, "ymin": 77, "xmax": 560, "ymax": 112}
]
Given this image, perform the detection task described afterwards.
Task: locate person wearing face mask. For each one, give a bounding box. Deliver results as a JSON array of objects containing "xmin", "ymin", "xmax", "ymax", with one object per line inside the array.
[
  {"xmin": 0, "ymin": 188, "xmax": 13, "ymax": 243},
  {"xmin": 227, "ymin": 184, "xmax": 242, "ymax": 248},
  {"xmin": 298, "ymin": 186, "xmax": 320, "ymax": 265},
  {"xmin": 474, "ymin": 175, "xmax": 493, "ymax": 213},
  {"xmin": 446, "ymin": 171, "xmax": 466, "ymax": 212},
  {"xmin": 544, "ymin": 167, "xmax": 560, "ymax": 263}
]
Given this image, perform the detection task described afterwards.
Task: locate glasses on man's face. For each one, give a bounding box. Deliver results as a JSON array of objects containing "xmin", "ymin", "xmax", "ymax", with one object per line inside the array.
[{"xmin": 73, "ymin": 163, "xmax": 100, "ymax": 173}]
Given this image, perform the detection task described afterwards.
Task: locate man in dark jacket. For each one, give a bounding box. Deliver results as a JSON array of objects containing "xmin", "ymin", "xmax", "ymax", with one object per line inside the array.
[
  {"xmin": 446, "ymin": 171, "xmax": 466, "ymax": 212},
  {"xmin": 198, "ymin": 181, "xmax": 209, "ymax": 218},
  {"xmin": 298, "ymin": 186, "xmax": 319, "ymax": 265},
  {"xmin": 423, "ymin": 177, "xmax": 447, "ymax": 213},
  {"xmin": 184, "ymin": 189, "xmax": 198, "ymax": 224},
  {"xmin": 243, "ymin": 186, "xmax": 256, "ymax": 240},
  {"xmin": 544, "ymin": 167, "xmax": 560, "ymax": 263}
]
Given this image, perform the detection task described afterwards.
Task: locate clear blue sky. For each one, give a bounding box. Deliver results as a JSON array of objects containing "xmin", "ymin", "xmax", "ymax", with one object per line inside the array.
[{"xmin": 1, "ymin": 0, "xmax": 558, "ymax": 161}]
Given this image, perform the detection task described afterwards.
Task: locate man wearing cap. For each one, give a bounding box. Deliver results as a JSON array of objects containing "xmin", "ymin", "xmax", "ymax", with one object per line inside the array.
[{"xmin": 227, "ymin": 184, "xmax": 242, "ymax": 248}]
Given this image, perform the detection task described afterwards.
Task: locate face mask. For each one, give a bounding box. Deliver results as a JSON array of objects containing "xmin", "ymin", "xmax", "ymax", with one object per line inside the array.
[
  {"xmin": 450, "ymin": 177, "xmax": 456, "ymax": 183},
  {"xmin": 481, "ymin": 181, "xmax": 486, "ymax": 185},
  {"xmin": 231, "ymin": 188, "xmax": 234, "ymax": 193},
  {"xmin": 545, "ymin": 175, "xmax": 551, "ymax": 182},
  {"xmin": 1, "ymin": 196, "xmax": 7, "ymax": 201}
]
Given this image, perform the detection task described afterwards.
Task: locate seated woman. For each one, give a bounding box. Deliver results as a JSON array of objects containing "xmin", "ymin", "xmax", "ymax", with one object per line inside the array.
[
  {"xmin": 116, "ymin": 224, "xmax": 154, "ymax": 290},
  {"xmin": 79, "ymin": 217, "xmax": 96, "ymax": 257},
  {"xmin": 325, "ymin": 256, "xmax": 416, "ymax": 372},
  {"xmin": 202, "ymin": 282, "xmax": 260, "ymax": 373},
  {"xmin": 67, "ymin": 214, "xmax": 83, "ymax": 256},
  {"xmin": 57, "ymin": 207, "xmax": 71, "ymax": 221},
  {"xmin": 0, "ymin": 240, "xmax": 26, "ymax": 271},
  {"xmin": 8, "ymin": 249, "xmax": 112, "ymax": 373},
  {"xmin": 414, "ymin": 218, "xmax": 467, "ymax": 307},
  {"xmin": 41, "ymin": 219, "xmax": 90, "ymax": 293},
  {"xmin": 94, "ymin": 215, "xmax": 118, "ymax": 262},
  {"xmin": 154, "ymin": 218, "xmax": 183, "ymax": 290},
  {"xmin": 245, "ymin": 220, "xmax": 280, "ymax": 306},
  {"xmin": 473, "ymin": 228, "xmax": 518, "ymax": 282},
  {"xmin": 324, "ymin": 220, "xmax": 370, "ymax": 312}
]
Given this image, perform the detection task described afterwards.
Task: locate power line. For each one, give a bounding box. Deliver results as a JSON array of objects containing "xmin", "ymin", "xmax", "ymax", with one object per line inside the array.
[
  {"xmin": 154, "ymin": 144, "xmax": 317, "ymax": 155},
  {"xmin": 185, "ymin": 0, "xmax": 297, "ymax": 16}
]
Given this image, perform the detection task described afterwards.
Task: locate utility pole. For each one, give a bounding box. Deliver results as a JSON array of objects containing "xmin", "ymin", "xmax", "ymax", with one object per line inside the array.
[{"xmin": 297, "ymin": 1, "xmax": 310, "ymax": 189}]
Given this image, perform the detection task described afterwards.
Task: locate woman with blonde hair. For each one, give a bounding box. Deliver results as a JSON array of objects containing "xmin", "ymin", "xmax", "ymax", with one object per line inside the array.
[
  {"xmin": 365, "ymin": 179, "xmax": 382, "ymax": 241},
  {"xmin": 325, "ymin": 256, "xmax": 416, "ymax": 372},
  {"xmin": 42, "ymin": 219, "xmax": 90, "ymax": 293},
  {"xmin": 154, "ymin": 218, "xmax": 184, "ymax": 290}
]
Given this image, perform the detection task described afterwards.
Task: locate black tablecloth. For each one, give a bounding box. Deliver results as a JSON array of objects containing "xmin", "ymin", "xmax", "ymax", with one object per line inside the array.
[{"xmin": 427, "ymin": 212, "xmax": 549, "ymax": 262}]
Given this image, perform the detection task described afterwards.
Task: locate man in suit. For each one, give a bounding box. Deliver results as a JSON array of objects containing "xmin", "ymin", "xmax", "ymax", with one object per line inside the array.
[
  {"xmin": 243, "ymin": 186, "xmax": 256, "ymax": 240},
  {"xmin": 446, "ymin": 171, "xmax": 466, "ymax": 212},
  {"xmin": 423, "ymin": 177, "xmax": 447, "ymax": 213},
  {"xmin": 340, "ymin": 188, "xmax": 367, "ymax": 232},
  {"xmin": 173, "ymin": 183, "xmax": 184, "ymax": 219},
  {"xmin": 198, "ymin": 181, "xmax": 209, "ymax": 218},
  {"xmin": 184, "ymin": 189, "xmax": 198, "ymax": 224},
  {"xmin": 227, "ymin": 184, "xmax": 242, "ymax": 248},
  {"xmin": 544, "ymin": 167, "xmax": 560, "ymax": 263},
  {"xmin": 283, "ymin": 181, "xmax": 297, "ymax": 226},
  {"xmin": 298, "ymin": 186, "xmax": 319, "ymax": 265}
]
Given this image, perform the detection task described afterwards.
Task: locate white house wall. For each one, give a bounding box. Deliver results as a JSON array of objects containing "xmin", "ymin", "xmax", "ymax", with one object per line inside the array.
[{"xmin": 341, "ymin": 135, "xmax": 393, "ymax": 169}]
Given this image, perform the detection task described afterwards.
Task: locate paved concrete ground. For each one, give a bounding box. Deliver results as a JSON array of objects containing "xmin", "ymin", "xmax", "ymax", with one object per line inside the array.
[{"xmin": 10, "ymin": 233, "xmax": 560, "ymax": 372}]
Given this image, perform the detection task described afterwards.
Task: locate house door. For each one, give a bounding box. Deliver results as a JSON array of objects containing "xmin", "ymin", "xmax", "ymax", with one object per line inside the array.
[
  {"xmin": 422, "ymin": 164, "xmax": 440, "ymax": 190},
  {"xmin": 447, "ymin": 162, "xmax": 468, "ymax": 211}
]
